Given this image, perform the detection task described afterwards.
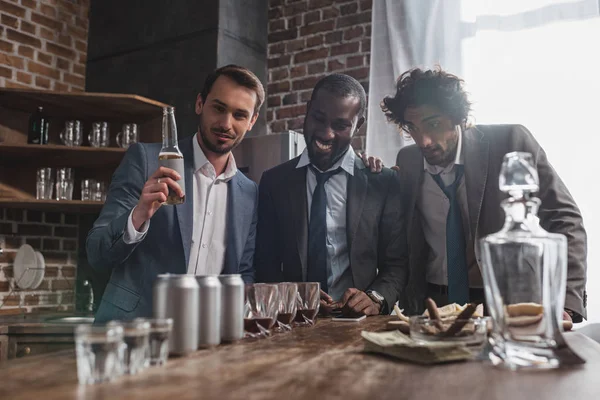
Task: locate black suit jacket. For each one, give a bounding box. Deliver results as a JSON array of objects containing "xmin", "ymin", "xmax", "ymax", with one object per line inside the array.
[
  {"xmin": 254, "ymin": 155, "xmax": 408, "ymax": 311},
  {"xmin": 396, "ymin": 125, "xmax": 587, "ymax": 317}
]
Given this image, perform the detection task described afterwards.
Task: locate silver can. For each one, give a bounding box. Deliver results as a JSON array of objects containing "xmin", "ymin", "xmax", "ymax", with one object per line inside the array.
[
  {"xmin": 196, "ymin": 275, "xmax": 222, "ymax": 348},
  {"xmin": 153, "ymin": 274, "xmax": 199, "ymax": 355},
  {"xmin": 218, "ymin": 274, "xmax": 244, "ymax": 342}
]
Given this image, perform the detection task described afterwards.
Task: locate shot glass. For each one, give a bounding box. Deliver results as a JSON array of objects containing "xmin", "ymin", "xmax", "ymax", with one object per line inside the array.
[
  {"xmin": 75, "ymin": 324, "xmax": 124, "ymax": 385},
  {"xmin": 108, "ymin": 320, "xmax": 150, "ymax": 375},
  {"xmin": 276, "ymin": 282, "xmax": 298, "ymax": 332},
  {"xmin": 294, "ymin": 282, "xmax": 320, "ymax": 326}
]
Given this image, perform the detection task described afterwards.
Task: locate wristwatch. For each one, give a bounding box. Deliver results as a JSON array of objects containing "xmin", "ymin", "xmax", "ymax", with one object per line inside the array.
[{"xmin": 366, "ymin": 290, "xmax": 385, "ymax": 313}]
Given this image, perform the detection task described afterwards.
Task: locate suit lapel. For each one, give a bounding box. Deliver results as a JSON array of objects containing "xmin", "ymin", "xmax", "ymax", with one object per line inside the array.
[
  {"xmin": 289, "ymin": 165, "xmax": 309, "ymax": 281},
  {"xmin": 346, "ymin": 159, "xmax": 368, "ymax": 258},
  {"xmin": 175, "ymin": 136, "xmax": 195, "ymax": 268},
  {"xmin": 463, "ymin": 127, "xmax": 489, "ymax": 241},
  {"xmin": 224, "ymin": 174, "xmax": 243, "ymax": 273}
]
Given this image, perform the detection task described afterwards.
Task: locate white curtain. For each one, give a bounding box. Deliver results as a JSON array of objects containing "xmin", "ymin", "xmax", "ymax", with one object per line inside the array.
[{"xmin": 367, "ymin": 0, "xmax": 600, "ymax": 321}]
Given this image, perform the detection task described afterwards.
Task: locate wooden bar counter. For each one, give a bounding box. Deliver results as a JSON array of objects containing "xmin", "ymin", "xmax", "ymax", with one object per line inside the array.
[{"xmin": 1, "ymin": 316, "xmax": 599, "ymax": 400}]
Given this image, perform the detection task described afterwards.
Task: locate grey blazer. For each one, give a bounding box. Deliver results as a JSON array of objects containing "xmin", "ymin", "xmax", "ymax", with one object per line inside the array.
[
  {"xmin": 87, "ymin": 135, "xmax": 258, "ymax": 323},
  {"xmin": 254, "ymin": 156, "xmax": 409, "ymax": 311},
  {"xmin": 396, "ymin": 124, "xmax": 587, "ymax": 317}
]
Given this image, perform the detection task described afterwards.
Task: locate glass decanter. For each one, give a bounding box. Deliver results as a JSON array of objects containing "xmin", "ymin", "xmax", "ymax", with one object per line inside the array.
[{"xmin": 480, "ymin": 151, "xmax": 567, "ymax": 370}]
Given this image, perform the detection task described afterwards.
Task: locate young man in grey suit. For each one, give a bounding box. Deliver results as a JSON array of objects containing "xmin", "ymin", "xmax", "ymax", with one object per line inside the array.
[
  {"xmin": 255, "ymin": 74, "xmax": 408, "ymax": 316},
  {"xmin": 381, "ymin": 67, "xmax": 587, "ymax": 321},
  {"xmin": 87, "ymin": 65, "xmax": 263, "ymax": 322}
]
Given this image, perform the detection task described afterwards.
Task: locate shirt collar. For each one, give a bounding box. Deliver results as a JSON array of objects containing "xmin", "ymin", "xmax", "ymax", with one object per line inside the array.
[
  {"xmin": 296, "ymin": 145, "xmax": 356, "ymax": 176},
  {"xmin": 423, "ymin": 125, "xmax": 463, "ymax": 175},
  {"xmin": 192, "ymin": 132, "xmax": 237, "ymax": 181}
]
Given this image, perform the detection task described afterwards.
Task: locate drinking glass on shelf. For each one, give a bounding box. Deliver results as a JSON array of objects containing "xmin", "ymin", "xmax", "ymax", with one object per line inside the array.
[
  {"xmin": 75, "ymin": 324, "xmax": 124, "ymax": 385},
  {"xmin": 81, "ymin": 179, "xmax": 95, "ymax": 201},
  {"xmin": 294, "ymin": 282, "xmax": 320, "ymax": 326},
  {"xmin": 276, "ymin": 282, "xmax": 298, "ymax": 331},
  {"xmin": 60, "ymin": 120, "xmax": 83, "ymax": 146},
  {"xmin": 116, "ymin": 123, "xmax": 138, "ymax": 149},
  {"xmin": 91, "ymin": 181, "xmax": 106, "ymax": 202},
  {"xmin": 244, "ymin": 283, "xmax": 279, "ymax": 337},
  {"xmin": 36, "ymin": 167, "xmax": 54, "ymax": 200},
  {"xmin": 88, "ymin": 122, "xmax": 110, "ymax": 147},
  {"xmin": 55, "ymin": 167, "xmax": 74, "ymax": 200}
]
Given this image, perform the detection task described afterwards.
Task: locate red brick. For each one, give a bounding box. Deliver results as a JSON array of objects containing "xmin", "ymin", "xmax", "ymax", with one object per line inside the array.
[
  {"xmin": 365, "ymin": 23, "xmax": 371, "ymax": 37},
  {"xmin": 292, "ymin": 76, "xmax": 321, "ymax": 91},
  {"xmin": 268, "ymin": 54, "xmax": 291, "ymax": 68},
  {"xmin": 46, "ymin": 42, "xmax": 75, "ymax": 59},
  {"xmin": 346, "ymin": 67, "xmax": 369, "ymax": 80},
  {"xmin": 276, "ymin": 104, "xmax": 306, "ymax": 119},
  {"xmin": 75, "ymin": 39, "xmax": 86, "ymax": 52},
  {"xmin": 1, "ymin": 13, "xmax": 18, "ymax": 28},
  {"xmin": 44, "ymin": 267, "xmax": 59, "ymax": 277},
  {"xmin": 306, "ymin": 35, "xmax": 323, "ymax": 48},
  {"xmin": 4, "ymin": 81, "xmax": 30, "ymax": 89},
  {"xmin": 6, "ymin": 28, "xmax": 41, "ymax": 48},
  {"xmin": 40, "ymin": 3, "xmax": 56, "ymax": 17},
  {"xmin": 67, "ymin": 25, "xmax": 86, "ymax": 41},
  {"xmin": 31, "ymin": 11, "xmax": 63, "ymax": 30},
  {"xmin": 3, "ymin": 236, "xmax": 21, "ymax": 249},
  {"xmin": 344, "ymin": 25, "xmax": 364, "ymax": 41},
  {"xmin": 336, "ymin": 11, "xmax": 371, "ymax": 28},
  {"xmin": 300, "ymin": 90, "xmax": 313, "ymax": 102},
  {"xmin": 271, "ymin": 67, "xmax": 289, "ymax": 81},
  {"xmin": 270, "ymin": 120, "xmax": 286, "ymax": 133},
  {"xmin": 0, "ymin": 280, "xmax": 9, "ymax": 292},
  {"xmin": 0, "ymin": 0, "xmax": 25, "ymax": 17},
  {"xmin": 268, "ymin": 6, "xmax": 283, "ymax": 19},
  {"xmin": 39, "ymin": 26, "xmax": 55, "ymax": 40},
  {"xmin": 58, "ymin": 0, "xmax": 78, "ymax": 14},
  {"xmin": 2, "ymin": 266, "xmax": 13, "ymax": 278},
  {"xmin": 75, "ymin": 15, "xmax": 87, "ymax": 29},
  {"xmin": 16, "ymin": 70, "xmax": 31, "ymax": 84},
  {"xmin": 2, "ymin": 294, "xmax": 21, "ymax": 306},
  {"xmin": 287, "ymin": 15, "xmax": 302, "ymax": 29},
  {"xmin": 20, "ymin": 0, "xmax": 36, "ymax": 9},
  {"xmin": 25, "ymin": 238, "xmax": 41, "ymax": 249},
  {"xmin": 73, "ymin": 63, "xmax": 85, "ymax": 76},
  {"xmin": 24, "ymin": 294, "xmax": 39, "ymax": 305},
  {"xmin": 55, "ymin": 226, "xmax": 78, "ymax": 239},
  {"xmin": 308, "ymin": 0, "xmax": 334, "ymax": 9},
  {"xmin": 267, "ymin": 80, "xmax": 290, "ymax": 94},
  {"xmin": 269, "ymin": 18, "xmax": 285, "ymax": 31},
  {"xmin": 322, "ymin": 6, "xmax": 340, "ymax": 20},
  {"xmin": 287, "ymin": 117, "xmax": 304, "ymax": 130},
  {"xmin": 62, "ymin": 239, "xmax": 77, "ymax": 251},
  {"xmin": 28, "ymin": 60, "xmax": 60, "ymax": 79},
  {"xmin": 267, "ymin": 95, "xmax": 281, "ymax": 107},
  {"xmin": 270, "ymin": 0, "xmax": 284, "ymax": 6},
  {"xmin": 54, "ymin": 81, "xmax": 68, "ymax": 91},
  {"xmin": 360, "ymin": 0, "xmax": 372, "ymax": 11},
  {"xmin": 305, "ymin": 10, "xmax": 320, "ymax": 24},
  {"xmin": 290, "ymin": 64, "xmax": 307, "ymax": 78},
  {"xmin": 286, "ymin": 38, "xmax": 304, "ymax": 52},
  {"xmin": 361, "ymin": 38, "xmax": 370, "ymax": 52},
  {"xmin": 0, "ymin": 65, "xmax": 13, "ymax": 78},
  {"xmin": 17, "ymin": 223, "xmax": 53, "ymax": 236},
  {"xmin": 52, "ymin": 279, "xmax": 75, "ymax": 290},
  {"xmin": 0, "ymin": 53, "xmax": 24, "ymax": 69},
  {"xmin": 283, "ymin": 1, "xmax": 307, "ymax": 16},
  {"xmin": 56, "ymin": 57, "xmax": 69, "ymax": 70},
  {"xmin": 0, "ymin": 39, "xmax": 13, "ymax": 52},
  {"xmin": 35, "ymin": 76, "xmax": 51, "ymax": 89},
  {"xmin": 0, "ymin": 250, "xmax": 15, "ymax": 264},
  {"xmin": 330, "ymin": 41, "xmax": 360, "ymax": 56},
  {"xmin": 308, "ymin": 61, "xmax": 325, "ymax": 75},
  {"xmin": 268, "ymin": 28, "xmax": 297, "ymax": 43},
  {"xmin": 36, "ymin": 279, "xmax": 50, "ymax": 291},
  {"xmin": 347, "ymin": 55, "xmax": 364, "ymax": 68},
  {"xmin": 268, "ymin": 42, "xmax": 285, "ymax": 55},
  {"xmin": 61, "ymin": 266, "xmax": 75, "ymax": 277},
  {"xmin": 294, "ymin": 47, "xmax": 328, "ymax": 64},
  {"xmin": 20, "ymin": 20, "xmax": 36, "ymax": 35},
  {"xmin": 43, "ymin": 238, "xmax": 60, "ymax": 251},
  {"xmin": 325, "ymin": 30, "xmax": 343, "ymax": 44},
  {"xmin": 37, "ymin": 51, "xmax": 53, "ymax": 65},
  {"xmin": 340, "ymin": 2, "xmax": 357, "ymax": 15},
  {"xmin": 58, "ymin": 33, "xmax": 72, "ymax": 47},
  {"xmin": 267, "ymin": 110, "xmax": 273, "ymax": 122},
  {"xmin": 328, "ymin": 59, "xmax": 345, "ymax": 71},
  {"xmin": 282, "ymin": 92, "xmax": 298, "ymax": 105},
  {"xmin": 300, "ymin": 20, "xmax": 334, "ymax": 36}
]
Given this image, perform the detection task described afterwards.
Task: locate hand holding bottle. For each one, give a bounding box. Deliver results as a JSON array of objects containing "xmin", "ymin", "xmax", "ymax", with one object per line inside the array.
[{"xmin": 131, "ymin": 167, "xmax": 183, "ymax": 230}]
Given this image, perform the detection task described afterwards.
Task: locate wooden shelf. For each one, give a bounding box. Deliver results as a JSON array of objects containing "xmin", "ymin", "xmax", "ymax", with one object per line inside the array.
[
  {"xmin": 0, "ymin": 199, "xmax": 103, "ymax": 213},
  {"xmin": 0, "ymin": 143, "xmax": 126, "ymax": 168}
]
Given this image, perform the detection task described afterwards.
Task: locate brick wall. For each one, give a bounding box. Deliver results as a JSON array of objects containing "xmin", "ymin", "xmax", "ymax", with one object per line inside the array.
[
  {"xmin": 267, "ymin": 0, "xmax": 372, "ymax": 151},
  {"xmin": 0, "ymin": 209, "xmax": 78, "ymax": 315},
  {"xmin": 0, "ymin": 0, "xmax": 89, "ymax": 91}
]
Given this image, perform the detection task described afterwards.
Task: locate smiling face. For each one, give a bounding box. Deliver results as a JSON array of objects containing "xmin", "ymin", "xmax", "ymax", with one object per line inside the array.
[
  {"xmin": 403, "ymin": 104, "xmax": 459, "ymax": 167},
  {"xmin": 195, "ymin": 75, "xmax": 258, "ymax": 155},
  {"xmin": 303, "ymin": 89, "xmax": 364, "ymax": 171}
]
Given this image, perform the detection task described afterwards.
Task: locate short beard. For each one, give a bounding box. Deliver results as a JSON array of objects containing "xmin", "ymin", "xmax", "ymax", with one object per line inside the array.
[{"xmin": 198, "ymin": 116, "xmax": 242, "ymax": 155}]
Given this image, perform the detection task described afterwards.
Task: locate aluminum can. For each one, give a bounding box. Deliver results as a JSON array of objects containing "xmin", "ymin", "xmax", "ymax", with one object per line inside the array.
[
  {"xmin": 153, "ymin": 274, "xmax": 199, "ymax": 355},
  {"xmin": 218, "ymin": 274, "xmax": 245, "ymax": 342},
  {"xmin": 196, "ymin": 275, "xmax": 222, "ymax": 348}
]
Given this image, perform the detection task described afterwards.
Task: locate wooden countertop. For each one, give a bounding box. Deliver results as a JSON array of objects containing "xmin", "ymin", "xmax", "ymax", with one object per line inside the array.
[{"xmin": 0, "ymin": 316, "xmax": 599, "ymax": 400}]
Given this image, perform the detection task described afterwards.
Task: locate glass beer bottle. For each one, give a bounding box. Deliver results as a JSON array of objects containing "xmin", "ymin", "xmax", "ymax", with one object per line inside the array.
[{"xmin": 158, "ymin": 107, "xmax": 185, "ymax": 205}]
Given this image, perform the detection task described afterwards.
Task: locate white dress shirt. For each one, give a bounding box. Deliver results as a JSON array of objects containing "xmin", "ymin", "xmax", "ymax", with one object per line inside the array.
[
  {"xmin": 296, "ymin": 146, "xmax": 356, "ymax": 301},
  {"xmin": 416, "ymin": 127, "xmax": 481, "ymax": 287},
  {"xmin": 124, "ymin": 133, "xmax": 237, "ymax": 276}
]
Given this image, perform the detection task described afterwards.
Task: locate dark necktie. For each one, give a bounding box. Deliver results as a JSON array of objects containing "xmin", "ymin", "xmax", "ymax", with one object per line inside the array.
[
  {"xmin": 307, "ymin": 165, "xmax": 342, "ymax": 293},
  {"xmin": 430, "ymin": 165, "xmax": 470, "ymax": 305}
]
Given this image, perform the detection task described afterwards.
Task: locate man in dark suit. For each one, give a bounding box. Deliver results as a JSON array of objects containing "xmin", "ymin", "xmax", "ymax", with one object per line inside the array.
[
  {"xmin": 255, "ymin": 74, "xmax": 408, "ymax": 316},
  {"xmin": 380, "ymin": 67, "xmax": 587, "ymax": 321},
  {"xmin": 87, "ymin": 65, "xmax": 263, "ymax": 322}
]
